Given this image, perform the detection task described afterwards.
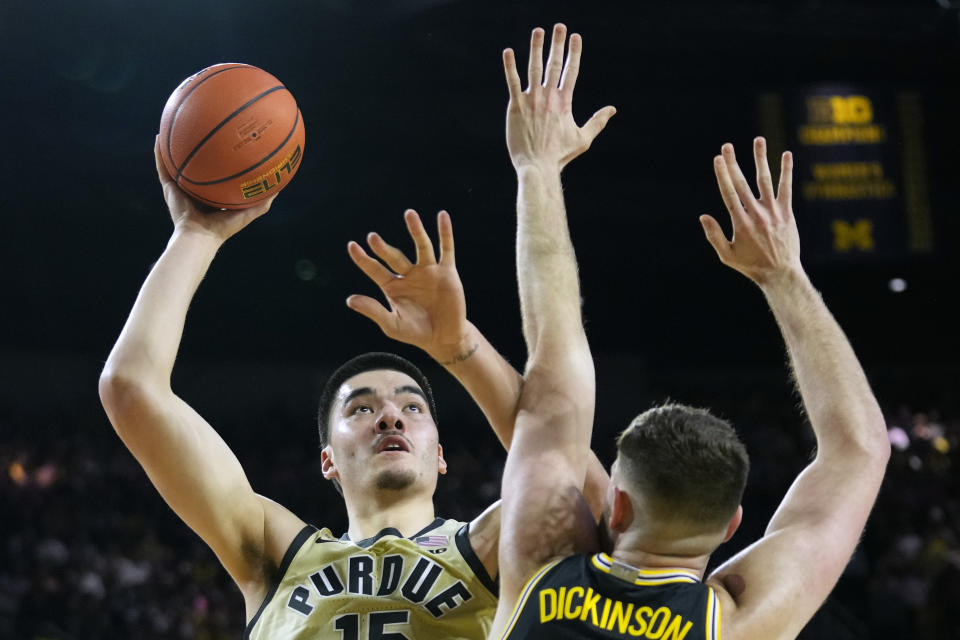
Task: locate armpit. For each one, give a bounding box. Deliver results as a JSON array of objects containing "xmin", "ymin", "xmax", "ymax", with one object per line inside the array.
[
  {"xmin": 516, "ymin": 485, "xmax": 598, "ymax": 562},
  {"xmin": 720, "ymin": 573, "xmax": 746, "ymax": 600}
]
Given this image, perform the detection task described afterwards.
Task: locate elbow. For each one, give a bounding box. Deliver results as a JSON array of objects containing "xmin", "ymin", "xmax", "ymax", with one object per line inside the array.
[
  {"xmin": 97, "ymin": 369, "xmax": 119, "ymax": 410},
  {"xmin": 518, "ymin": 368, "xmax": 595, "ymax": 425},
  {"xmin": 874, "ymin": 428, "xmax": 892, "ymax": 468},
  {"xmin": 98, "ymin": 365, "xmax": 164, "ymax": 432},
  {"xmin": 815, "ymin": 404, "xmax": 890, "ymax": 472},
  {"xmin": 839, "ymin": 409, "xmax": 891, "ymax": 470},
  {"xmin": 517, "ymin": 387, "xmax": 582, "ymax": 420},
  {"xmin": 858, "ymin": 432, "xmax": 891, "ymax": 484},
  {"xmin": 863, "ymin": 406, "xmax": 892, "ymax": 466},
  {"xmin": 860, "ymin": 430, "xmax": 891, "ymax": 475},
  {"xmin": 98, "ymin": 367, "xmax": 135, "ymax": 420},
  {"xmin": 518, "ymin": 342, "xmax": 595, "ymax": 424}
]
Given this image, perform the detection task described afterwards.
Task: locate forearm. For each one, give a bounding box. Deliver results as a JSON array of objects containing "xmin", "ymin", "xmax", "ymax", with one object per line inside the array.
[
  {"xmin": 762, "ymin": 269, "xmax": 888, "ymax": 458},
  {"xmin": 103, "ymin": 228, "xmax": 222, "ymax": 387},
  {"xmin": 514, "ymin": 162, "xmax": 595, "ymax": 471},
  {"xmin": 431, "ymin": 322, "xmax": 523, "ymax": 449},
  {"xmin": 515, "ymin": 164, "xmax": 585, "ymax": 357}
]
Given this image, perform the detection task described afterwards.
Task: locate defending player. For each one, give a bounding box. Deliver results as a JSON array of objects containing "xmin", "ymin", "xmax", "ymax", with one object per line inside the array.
[
  {"xmin": 99, "ymin": 147, "xmax": 523, "ymax": 637},
  {"xmin": 490, "ymin": 25, "xmax": 891, "ymax": 640}
]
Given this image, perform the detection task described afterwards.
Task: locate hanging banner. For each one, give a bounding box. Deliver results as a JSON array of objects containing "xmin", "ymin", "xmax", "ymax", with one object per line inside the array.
[{"xmin": 758, "ymin": 87, "xmax": 932, "ymax": 261}]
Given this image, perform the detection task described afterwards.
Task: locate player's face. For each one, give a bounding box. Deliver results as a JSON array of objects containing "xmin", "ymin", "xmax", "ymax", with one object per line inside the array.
[{"xmin": 324, "ymin": 369, "xmax": 446, "ymax": 495}]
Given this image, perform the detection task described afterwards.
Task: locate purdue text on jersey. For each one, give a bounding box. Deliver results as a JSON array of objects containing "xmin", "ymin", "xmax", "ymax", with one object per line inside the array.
[{"xmin": 245, "ymin": 518, "xmax": 497, "ymax": 640}]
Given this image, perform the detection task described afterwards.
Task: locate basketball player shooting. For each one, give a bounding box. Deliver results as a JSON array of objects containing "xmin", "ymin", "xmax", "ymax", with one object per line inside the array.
[
  {"xmin": 99, "ymin": 138, "xmax": 540, "ymax": 638},
  {"xmin": 490, "ymin": 25, "xmax": 891, "ymax": 640}
]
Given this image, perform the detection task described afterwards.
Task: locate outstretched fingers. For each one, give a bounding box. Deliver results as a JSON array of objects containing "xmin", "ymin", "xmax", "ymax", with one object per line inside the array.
[
  {"xmin": 559, "ymin": 33, "xmax": 582, "ymax": 98},
  {"xmin": 721, "ymin": 143, "xmax": 757, "ymax": 210},
  {"xmin": 404, "ymin": 209, "xmax": 437, "ymax": 265},
  {"xmin": 345, "ymin": 294, "xmax": 393, "ymax": 330},
  {"xmin": 502, "ymin": 48, "xmax": 523, "ymax": 102},
  {"xmin": 580, "ymin": 106, "xmax": 617, "ymax": 145},
  {"xmin": 347, "ymin": 240, "xmax": 395, "ymax": 288},
  {"xmin": 777, "ymin": 150, "xmax": 794, "ymax": 206},
  {"xmin": 367, "ymin": 232, "xmax": 413, "ymax": 275},
  {"xmin": 526, "ymin": 27, "xmax": 545, "ymax": 91},
  {"xmin": 753, "ymin": 137, "xmax": 776, "ymax": 203},
  {"xmin": 699, "ymin": 214, "xmax": 731, "ymax": 263},
  {"xmin": 437, "ymin": 210, "xmax": 455, "ymax": 266},
  {"xmin": 543, "ymin": 23, "xmax": 567, "ymax": 89},
  {"xmin": 714, "ymin": 154, "xmax": 751, "ymax": 230}
]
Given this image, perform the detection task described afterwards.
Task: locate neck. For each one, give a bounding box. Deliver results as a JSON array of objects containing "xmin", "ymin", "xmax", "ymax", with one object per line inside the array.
[
  {"xmin": 343, "ymin": 486, "xmax": 437, "ymax": 542},
  {"xmin": 610, "ymin": 530, "xmax": 712, "ymax": 579}
]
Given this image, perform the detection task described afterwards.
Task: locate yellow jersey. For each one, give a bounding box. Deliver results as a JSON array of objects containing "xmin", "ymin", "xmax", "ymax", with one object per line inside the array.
[{"xmin": 244, "ymin": 517, "xmax": 497, "ymax": 639}]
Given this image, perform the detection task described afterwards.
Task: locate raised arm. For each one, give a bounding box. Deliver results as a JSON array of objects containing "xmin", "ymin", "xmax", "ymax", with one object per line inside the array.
[
  {"xmin": 494, "ymin": 24, "xmax": 615, "ymax": 621},
  {"xmin": 345, "ymin": 209, "xmax": 612, "ymax": 520},
  {"xmin": 701, "ymin": 138, "xmax": 890, "ymax": 639},
  {"xmin": 98, "ymin": 140, "xmax": 305, "ymax": 614},
  {"xmin": 345, "ymin": 209, "xmax": 522, "ymax": 450}
]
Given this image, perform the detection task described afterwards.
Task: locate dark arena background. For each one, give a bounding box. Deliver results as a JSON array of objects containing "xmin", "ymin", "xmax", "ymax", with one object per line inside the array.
[{"xmin": 1, "ymin": 0, "xmax": 959, "ymax": 638}]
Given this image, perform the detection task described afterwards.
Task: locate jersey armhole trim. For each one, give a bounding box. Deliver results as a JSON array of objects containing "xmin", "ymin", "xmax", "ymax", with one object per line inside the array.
[
  {"xmin": 706, "ymin": 586, "xmax": 721, "ymax": 640},
  {"xmin": 498, "ymin": 557, "xmax": 564, "ymax": 640},
  {"xmin": 243, "ymin": 524, "xmax": 317, "ymax": 639},
  {"xmin": 455, "ymin": 522, "xmax": 498, "ymax": 597}
]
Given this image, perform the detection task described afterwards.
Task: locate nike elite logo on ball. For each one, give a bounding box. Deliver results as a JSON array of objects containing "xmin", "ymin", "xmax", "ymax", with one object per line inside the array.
[
  {"xmin": 158, "ymin": 63, "xmax": 306, "ymax": 209},
  {"xmin": 240, "ymin": 144, "xmax": 303, "ymax": 200}
]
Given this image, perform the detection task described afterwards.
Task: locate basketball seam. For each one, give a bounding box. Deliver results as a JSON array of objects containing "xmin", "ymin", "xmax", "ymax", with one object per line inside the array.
[
  {"xmin": 165, "ymin": 64, "xmax": 250, "ymax": 172},
  {"xmin": 180, "ymin": 108, "xmax": 301, "ymax": 186},
  {"xmin": 174, "ymin": 179, "xmax": 233, "ymax": 207},
  {"xmin": 174, "ymin": 85, "xmax": 286, "ymax": 179},
  {"xmin": 175, "ymin": 115, "xmax": 303, "ymax": 206}
]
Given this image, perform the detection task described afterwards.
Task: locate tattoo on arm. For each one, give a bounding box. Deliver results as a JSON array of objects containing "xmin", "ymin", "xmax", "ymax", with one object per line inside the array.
[{"xmin": 439, "ymin": 343, "xmax": 480, "ymax": 366}]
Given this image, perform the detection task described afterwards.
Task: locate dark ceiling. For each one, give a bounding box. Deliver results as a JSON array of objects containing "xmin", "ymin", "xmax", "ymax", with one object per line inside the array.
[{"xmin": 1, "ymin": 0, "xmax": 958, "ymax": 387}]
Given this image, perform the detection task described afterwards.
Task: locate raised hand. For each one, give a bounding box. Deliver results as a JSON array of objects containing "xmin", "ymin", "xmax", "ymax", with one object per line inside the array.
[
  {"xmin": 700, "ymin": 137, "xmax": 803, "ymax": 287},
  {"xmin": 502, "ymin": 24, "xmax": 616, "ymax": 171},
  {"xmin": 154, "ymin": 136, "xmax": 274, "ymax": 243},
  {"xmin": 346, "ymin": 210, "xmax": 472, "ymax": 363}
]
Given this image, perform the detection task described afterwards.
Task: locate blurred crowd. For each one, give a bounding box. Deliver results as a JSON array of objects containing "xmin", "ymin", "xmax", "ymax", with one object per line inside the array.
[{"xmin": 1, "ymin": 397, "xmax": 957, "ymax": 639}]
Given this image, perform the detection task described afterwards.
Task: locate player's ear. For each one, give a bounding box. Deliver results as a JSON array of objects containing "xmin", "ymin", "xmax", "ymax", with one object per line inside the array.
[
  {"xmin": 722, "ymin": 505, "xmax": 743, "ymax": 543},
  {"xmin": 608, "ymin": 485, "xmax": 634, "ymax": 533},
  {"xmin": 437, "ymin": 444, "xmax": 447, "ymax": 475},
  {"xmin": 321, "ymin": 445, "xmax": 340, "ymax": 481}
]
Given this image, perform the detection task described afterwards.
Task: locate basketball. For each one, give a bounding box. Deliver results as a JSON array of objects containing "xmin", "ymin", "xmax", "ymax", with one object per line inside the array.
[{"xmin": 158, "ymin": 63, "xmax": 305, "ymax": 209}]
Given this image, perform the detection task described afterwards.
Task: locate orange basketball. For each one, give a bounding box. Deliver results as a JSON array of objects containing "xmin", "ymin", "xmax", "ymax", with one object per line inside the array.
[{"xmin": 158, "ymin": 63, "xmax": 305, "ymax": 209}]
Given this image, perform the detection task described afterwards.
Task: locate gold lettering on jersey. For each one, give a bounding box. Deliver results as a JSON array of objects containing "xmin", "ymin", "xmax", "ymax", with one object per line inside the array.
[
  {"xmin": 538, "ymin": 588, "xmax": 693, "ymax": 639},
  {"xmin": 539, "ymin": 588, "xmax": 557, "ymax": 622},
  {"xmin": 565, "ymin": 586, "xmax": 584, "ymax": 618},
  {"xmin": 287, "ymin": 552, "xmax": 474, "ymax": 619},
  {"xmin": 582, "ymin": 587, "xmax": 602, "ymax": 626},
  {"xmin": 598, "ymin": 598, "xmax": 612, "ymax": 628},
  {"xmin": 607, "ymin": 600, "xmax": 632, "ymax": 633}
]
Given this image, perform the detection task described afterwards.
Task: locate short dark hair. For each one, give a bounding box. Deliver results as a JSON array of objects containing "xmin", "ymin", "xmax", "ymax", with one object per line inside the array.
[
  {"xmin": 616, "ymin": 403, "xmax": 749, "ymax": 529},
  {"xmin": 316, "ymin": 352, "xmax": 438, "ymax": 450}
]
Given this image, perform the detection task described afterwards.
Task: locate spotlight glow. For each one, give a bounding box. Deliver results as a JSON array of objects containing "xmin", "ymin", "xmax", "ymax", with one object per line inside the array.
[{"xmin": 888, "ymin": 278, "xmax": 907, "ymax": 293}]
